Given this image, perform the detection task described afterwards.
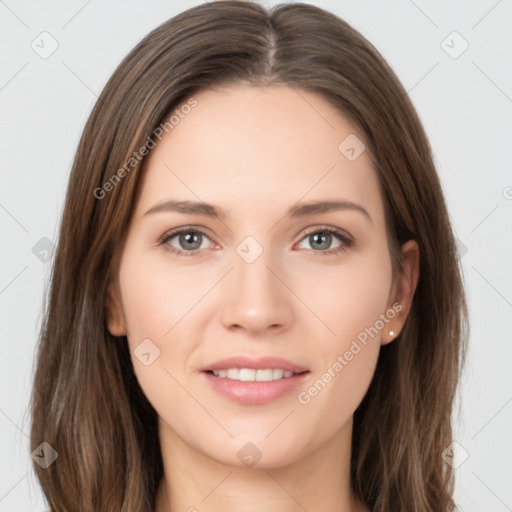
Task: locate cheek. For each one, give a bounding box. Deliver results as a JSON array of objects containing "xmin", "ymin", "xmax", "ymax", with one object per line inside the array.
[
  {"xmin": 118, "ymin": 249, "xmax": 206, "ymax": 348},
  {"xmin": 117, "ymin": 250, "xmax": 204, "ymax": 415},
  {"xmin": 295, "ymin": 251, "xmax": 392, "ymax": 411},
  {"xmin": 302, "ymin": 250, "xmax": 393, "ymax": 348}
]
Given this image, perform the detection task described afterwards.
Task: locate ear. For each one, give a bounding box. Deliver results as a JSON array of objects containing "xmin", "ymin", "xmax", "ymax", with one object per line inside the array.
[
  {"xmin": 381, "ymin": 239, "xmax": 420, "ymax": 345},
  {"xmin": 105, "ymin": 281, "xmax": 127, "ymax": 337}
]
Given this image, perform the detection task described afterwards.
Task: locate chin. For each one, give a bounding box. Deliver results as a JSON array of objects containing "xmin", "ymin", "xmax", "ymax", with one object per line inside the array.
[{"xmin": 205, "ymin": 433, "xmax": 311, "ymax": 470}]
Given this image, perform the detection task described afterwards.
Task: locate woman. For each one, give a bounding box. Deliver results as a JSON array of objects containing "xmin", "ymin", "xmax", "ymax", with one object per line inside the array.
[{"xmin": 30, "ymin": 2, "xmax": 468, "ymax": 511}]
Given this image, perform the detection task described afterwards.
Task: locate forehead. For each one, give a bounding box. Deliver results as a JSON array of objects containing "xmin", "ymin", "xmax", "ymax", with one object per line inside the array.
[{"xmin": 135, "ymin": 85, "xmax": 384, "ymax": 224}]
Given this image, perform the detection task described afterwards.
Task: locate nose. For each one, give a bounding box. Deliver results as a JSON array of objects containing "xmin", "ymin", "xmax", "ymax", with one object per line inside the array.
[{"xmin": 220, "ymin": 247, "xmax": 294, "ymax": 335}]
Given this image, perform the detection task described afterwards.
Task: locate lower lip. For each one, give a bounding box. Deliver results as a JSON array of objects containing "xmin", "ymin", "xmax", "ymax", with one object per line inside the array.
[{"xmin": 202, "ymin": 371, "xmax": 310, "ymax": 405}]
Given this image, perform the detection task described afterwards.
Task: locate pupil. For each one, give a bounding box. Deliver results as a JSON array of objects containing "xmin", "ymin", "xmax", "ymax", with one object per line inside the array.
[
  {"xmin": 311, "ymin": 232, "xmax": 330, "ymax": 250},
  {"xmin": 180, "ymin": 232, "xmax": 201, "ymax": 250}
]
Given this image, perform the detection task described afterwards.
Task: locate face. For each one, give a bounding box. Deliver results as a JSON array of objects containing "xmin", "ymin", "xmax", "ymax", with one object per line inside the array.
[{"xmin": 107, "ymin": 84, "xmax": 418, "ymax": 469}]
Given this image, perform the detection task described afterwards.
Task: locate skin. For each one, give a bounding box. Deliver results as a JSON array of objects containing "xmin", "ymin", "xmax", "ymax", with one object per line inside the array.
[{"xmin": 106, "ymin": 85, "xmax": 419, "ymax": 512}]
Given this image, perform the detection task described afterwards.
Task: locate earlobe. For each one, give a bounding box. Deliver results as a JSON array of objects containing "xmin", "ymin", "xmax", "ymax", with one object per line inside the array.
[
  {"xmin": 105, "ymin": 281, "xmax": 127, "ymax": 337},
  {"xmin": 382, "ymin": 239, "xmax": 420, "ymax": 345}
]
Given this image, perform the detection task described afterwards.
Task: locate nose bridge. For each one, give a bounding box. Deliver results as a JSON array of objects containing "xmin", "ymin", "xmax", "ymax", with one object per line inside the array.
[{"xmin": 219, "ymin": 235, "xmax": 292, "ymax": 332}]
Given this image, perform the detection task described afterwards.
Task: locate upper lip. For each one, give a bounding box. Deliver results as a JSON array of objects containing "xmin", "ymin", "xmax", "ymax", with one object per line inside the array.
[{"xmin": 201, "ymin": 356, "xmax": 309, "ymax": 374}]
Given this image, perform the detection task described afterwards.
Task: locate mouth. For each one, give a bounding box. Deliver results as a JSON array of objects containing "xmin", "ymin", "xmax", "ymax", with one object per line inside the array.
[
  {"xmin": 201, "ymin": 356, "xmax": 310, "ymax": 405},
  {"xmin": 204, "ymin": 368, "xmax": 305, "ymax": 381}
]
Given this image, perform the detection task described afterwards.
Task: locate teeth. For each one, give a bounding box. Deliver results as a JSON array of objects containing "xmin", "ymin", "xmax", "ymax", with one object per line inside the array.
[{"xmin": 211, "ymin": 368, "xmax": 295, "ymax": 381}]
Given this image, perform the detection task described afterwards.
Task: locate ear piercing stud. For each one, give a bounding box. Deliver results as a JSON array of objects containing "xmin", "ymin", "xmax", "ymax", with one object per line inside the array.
[{"xmin": 389, "ymin": 329, "xmax": 395, "ymax": 337}]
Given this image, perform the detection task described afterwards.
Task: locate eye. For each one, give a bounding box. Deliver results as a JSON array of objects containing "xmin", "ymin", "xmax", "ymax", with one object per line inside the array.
[
  {"xmin": 159, "ymin": 225, "xmax": 354, "ymax": 257},
  {"xmin": 159, "ymin": 228, "xmax": 214, "ymax": 256},
  {"xmin": 296, "ymin": 227, "xmax": 354, "ymax": 256}
]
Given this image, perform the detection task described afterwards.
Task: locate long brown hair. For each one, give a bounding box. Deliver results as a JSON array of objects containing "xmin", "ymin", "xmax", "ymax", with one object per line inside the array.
[{"xmin": 30, "ymin": 2, "xmax": 468, "ymax": 510}]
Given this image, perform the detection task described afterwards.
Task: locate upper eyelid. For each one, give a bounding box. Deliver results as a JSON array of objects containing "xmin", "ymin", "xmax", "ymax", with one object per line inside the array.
[
  {"xmin": 160, "ymin": 225, "xmax": 215, "ymax": 243},
  {"xmin": 300, "ymin": 225, "xmax": 352, "ymax": 239}
]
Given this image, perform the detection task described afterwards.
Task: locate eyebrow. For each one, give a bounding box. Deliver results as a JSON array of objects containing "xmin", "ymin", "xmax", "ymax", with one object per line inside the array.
[{"xmin": 144, "ymin": 199, "xmax": 372, "ymax": 224}]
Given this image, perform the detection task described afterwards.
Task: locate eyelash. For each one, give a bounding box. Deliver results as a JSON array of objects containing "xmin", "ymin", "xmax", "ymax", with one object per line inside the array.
[{"xmin": 158, "ymin": 225, "xmax": 354, "ymax": 257}]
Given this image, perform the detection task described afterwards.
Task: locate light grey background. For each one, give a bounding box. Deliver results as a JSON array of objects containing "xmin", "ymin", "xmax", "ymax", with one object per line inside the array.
[{"xmin": 1, "ymin": 1, "xmax": 511, "ymax": 510}]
